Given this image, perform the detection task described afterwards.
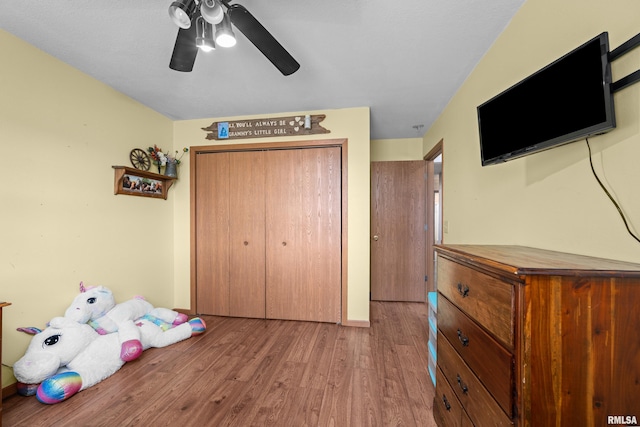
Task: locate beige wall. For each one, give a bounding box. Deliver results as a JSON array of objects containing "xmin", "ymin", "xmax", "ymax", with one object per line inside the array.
[
  {"xmin": 1, "ymin": 30, "xmax": 174, "ymax": 387},
  {"xmin": 171, "ymin": 108, "xmax": 371, "ymax": 324},
  {"xmin": 371, "ymin": 138, "xmax": 423, "ymax": 161},
  {"xmin": 423, "ymin": 0, "xmax": 640, "ymax": 262}
]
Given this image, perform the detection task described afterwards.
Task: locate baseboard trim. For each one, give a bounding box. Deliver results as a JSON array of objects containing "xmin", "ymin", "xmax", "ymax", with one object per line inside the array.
[
  {"xmin": 2, "ymin": 382, "xmax": 17, "ymax": 400},
  {"xmin": 342, "ymin": 319, "xmax": 370, "ymax": 328},
  {"xmin": 174, "ymin": 307, "xmax": 196, "ymax": 316}
]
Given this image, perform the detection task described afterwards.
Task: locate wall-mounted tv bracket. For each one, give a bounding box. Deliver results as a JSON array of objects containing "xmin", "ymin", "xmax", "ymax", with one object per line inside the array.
[{"xmin": 609, "ymin": 32, "xmax": 640, "ymax": 93}]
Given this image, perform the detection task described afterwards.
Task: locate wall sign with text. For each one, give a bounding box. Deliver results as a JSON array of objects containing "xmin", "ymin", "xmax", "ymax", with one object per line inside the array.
[{"xmin": 202, "ymin": 114, "xmax": 330, "ymax": 141}]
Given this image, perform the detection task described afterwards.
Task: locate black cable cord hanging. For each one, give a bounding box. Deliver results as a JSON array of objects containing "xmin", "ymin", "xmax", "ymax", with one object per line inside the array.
[{"xmin": 586, "ymin": 138, "xmax": 640, "ymax": 243}]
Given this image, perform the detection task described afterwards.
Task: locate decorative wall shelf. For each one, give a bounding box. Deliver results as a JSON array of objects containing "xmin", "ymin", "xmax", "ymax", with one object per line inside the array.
[{"xmin": 112, "ymin": 166, "xmax": 176, "ymax": 200}]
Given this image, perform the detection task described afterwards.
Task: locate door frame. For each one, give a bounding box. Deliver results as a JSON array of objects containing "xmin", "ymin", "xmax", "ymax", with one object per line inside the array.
[
  {"xmin": 189, "ymin": 138, "xmax": 349, "ymax": 325},
  {"xmin": 424, "ymin": 139, "xmax": 443, "ymax": 293}
]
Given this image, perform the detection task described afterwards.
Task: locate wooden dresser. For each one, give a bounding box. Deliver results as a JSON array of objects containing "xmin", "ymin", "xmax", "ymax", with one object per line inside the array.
[
  {"xmin": 1, "ymin": 302, "xmax": 10, "ymax": 427},
  {"xmin": 432, "ymin": 245, "xmax": 640, "ymax": 427}
]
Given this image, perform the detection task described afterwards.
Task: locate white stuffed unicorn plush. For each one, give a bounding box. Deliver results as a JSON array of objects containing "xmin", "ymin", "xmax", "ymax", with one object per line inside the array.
[
  {"xmin": 14, "ymin": 285, "xmax": 206, "ymax": 404},
  {"xmin": 64, "ymin": 282, "xmax": 200, "ymax": 361},
  {"xmin": 14, "ymin": 316, "xmax": 141, "ymax": 404}
]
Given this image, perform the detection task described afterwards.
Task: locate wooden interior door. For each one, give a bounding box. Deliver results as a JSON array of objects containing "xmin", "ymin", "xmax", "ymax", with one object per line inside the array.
[
  {"xmin": 265, "ymin": 147, "xmax": 341, "ymax": 322},
  {"xmin": 229, "ymin": 151, "xmax": 266, "ymax": 318},
  {"xmin": 370, "ymin": 161, "xmax": 427, "ymax": 302},
  {"xmin": 195, "ymin": 152, "xmax": 231, "ymax": 315}
]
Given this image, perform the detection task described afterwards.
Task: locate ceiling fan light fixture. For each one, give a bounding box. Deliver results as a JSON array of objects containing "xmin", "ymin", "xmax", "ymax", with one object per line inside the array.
[
  {"xmin": 196, "ymin": 16, "xmax": 216, "ymax": 52},
  {"xmin": 201, "ymin": 0, "xmax": 224, "ymax": 25},
  {"xmin": 215, "ymin": 13, "xmax": 237, "ymax": 48},
  {"xmin": 169, "ymin": 0, "xmax": 197, "ymax": 29}
]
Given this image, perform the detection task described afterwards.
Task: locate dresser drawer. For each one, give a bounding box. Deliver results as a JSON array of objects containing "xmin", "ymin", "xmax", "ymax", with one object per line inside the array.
[
  {"xmin": 438, "ymin": 331, "xmax": 514, "ymax": 425},
  {"xmin": 434, "ymin": 367, "xmax": 465, "ymax": 427},
  {"xmin": 438, "ymin": 295, "xmax": 513, "ymax": 414},
  {"xmin": 438, "ymin": 256, "xmax": 514, "ymax": 349}
]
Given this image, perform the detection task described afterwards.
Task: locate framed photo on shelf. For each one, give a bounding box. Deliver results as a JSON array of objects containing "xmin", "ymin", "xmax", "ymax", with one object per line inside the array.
[{"xmin": 112, "ymin": 166, "xmax": 175, "ymax": 200}]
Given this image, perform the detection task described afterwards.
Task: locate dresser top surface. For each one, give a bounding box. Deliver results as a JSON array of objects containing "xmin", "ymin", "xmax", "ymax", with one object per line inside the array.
[{"xmin": 436, "ymin": 245, "xmax": 640, "ymax": 278}]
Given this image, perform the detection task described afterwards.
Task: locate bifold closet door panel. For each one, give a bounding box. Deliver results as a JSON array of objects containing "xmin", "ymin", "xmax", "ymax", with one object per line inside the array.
[
  {"xmin": 229, "ymin": 151, "xmax": 266, "ymax": 318},
  {"xmin": 265, "ymin": 147, "xmax": 341, "ymax": 323},
  {"xmin": 195, "ymin": 152, "xmax": 231, "ymax": 316}
]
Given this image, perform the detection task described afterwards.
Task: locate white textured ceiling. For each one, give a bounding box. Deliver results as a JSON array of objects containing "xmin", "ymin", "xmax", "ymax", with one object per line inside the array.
[{"xmin": 0, "ymin": 0, "xmax": 525, "ymax": 139}]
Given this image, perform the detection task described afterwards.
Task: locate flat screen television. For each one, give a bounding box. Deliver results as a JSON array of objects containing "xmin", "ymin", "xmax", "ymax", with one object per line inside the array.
[{"xmin": 477, "ymin": 32, "xmax": 616, "ymax": 166}]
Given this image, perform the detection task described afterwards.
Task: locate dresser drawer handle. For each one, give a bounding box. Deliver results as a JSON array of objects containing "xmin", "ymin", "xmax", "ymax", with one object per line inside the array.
[
  {"xmin": 456, "ymin": 374, "xmax": 469, "ymax": 394},
  {"xmin": 457, "ymin": 282, "xmax": 470, "ymax": 297},
  {"xmin": 442, "ymin": 394, "xmax": 451, "ymax": 411},
  {"xmin": 457, "ymin": 329, "xmax": 469, "ymax": 347}
]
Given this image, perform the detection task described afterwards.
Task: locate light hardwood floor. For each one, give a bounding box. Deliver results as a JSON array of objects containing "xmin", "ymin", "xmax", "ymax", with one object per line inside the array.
[{"xmin": 4, "ymin": 302, "xmax": 436, "ymax": 426}]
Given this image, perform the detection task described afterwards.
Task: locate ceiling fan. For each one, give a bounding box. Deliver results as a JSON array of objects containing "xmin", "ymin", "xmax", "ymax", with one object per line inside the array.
[{"xmin": 168, "ymin": 0, "xmax": 300, "ymax": 76}]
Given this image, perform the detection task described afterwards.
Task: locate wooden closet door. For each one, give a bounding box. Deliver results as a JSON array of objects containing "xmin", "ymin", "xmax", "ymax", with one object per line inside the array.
[
  {"xmin": 229, "ymin": 151, "xmax": 266, "ymax": 318},
  {"xmin": 265, "ymin": 147, "xmax": 341, "ymax": 323},
  {"xmin": 195, "ymin": 152, "xmax": 230, "ymax": 315}
]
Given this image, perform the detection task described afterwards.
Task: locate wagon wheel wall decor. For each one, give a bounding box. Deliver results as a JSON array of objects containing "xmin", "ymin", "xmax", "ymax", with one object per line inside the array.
[{"xmin": 130, "ymin": 148, "xmax": 151, "ymax": 171}]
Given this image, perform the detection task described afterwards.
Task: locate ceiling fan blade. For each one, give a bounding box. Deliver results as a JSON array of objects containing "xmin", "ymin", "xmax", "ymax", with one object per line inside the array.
[
  {"xmin": 226, "ymin": 4, "xmax": 300, "ymax": 76},
  {"xmin": 169, "ymin": 18, "xmax": 199, "ymax": 72}
]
